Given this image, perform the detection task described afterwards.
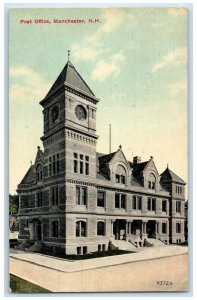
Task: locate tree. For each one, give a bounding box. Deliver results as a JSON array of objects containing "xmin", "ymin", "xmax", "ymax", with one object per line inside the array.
[{"xmin": 9, "ymin": 194, "xmax": 19, "ymax": 215}]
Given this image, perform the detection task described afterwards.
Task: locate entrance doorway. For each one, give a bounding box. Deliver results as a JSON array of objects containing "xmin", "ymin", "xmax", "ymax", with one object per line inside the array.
[
  {"xmin": 113, "ymin": 220, "xmax": 126, "ymax": 240},
  {"xmin": 33, "ymin": 219, "xmax": 42, "ymax": 241},
  {"xmin": 146, "ymin": 220, "xmax": 156, "ymax": 238}
]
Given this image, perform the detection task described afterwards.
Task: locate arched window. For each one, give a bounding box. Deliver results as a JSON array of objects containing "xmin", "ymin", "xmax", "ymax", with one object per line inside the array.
[
  {"xmin": 147, "ymin": 173, "xmax": 156, "ymax": 190},
  {"xmin": 76, "ymin": 221, "xmax": 86, "ymax": 237},
  {"xmin": 36, "ymin": 164, "xmax": 43, "ymax": 181},
  {"xmin": 115, "ymin": 165, "xmax": 126, "ymax": 184},
  {"xmin": 97, "ymin": 221, "xmax": 105, "ymax": 236}
]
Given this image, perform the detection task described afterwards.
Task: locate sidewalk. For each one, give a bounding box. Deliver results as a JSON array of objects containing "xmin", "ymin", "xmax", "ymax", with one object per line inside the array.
[{"xmin": 10, "ymin": 245, "xmax": 188, "ymax": 273}]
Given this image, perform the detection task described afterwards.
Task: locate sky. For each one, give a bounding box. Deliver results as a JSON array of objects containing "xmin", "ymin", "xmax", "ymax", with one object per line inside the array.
[{"xmin": 9, "ymin": 7, "xmax": 188, "ymax": 195}]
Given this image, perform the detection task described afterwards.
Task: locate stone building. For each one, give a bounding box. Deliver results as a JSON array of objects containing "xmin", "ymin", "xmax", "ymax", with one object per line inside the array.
[{"xmin": 17, "ymin": 59, "xmax": 186, "ymax": 254}]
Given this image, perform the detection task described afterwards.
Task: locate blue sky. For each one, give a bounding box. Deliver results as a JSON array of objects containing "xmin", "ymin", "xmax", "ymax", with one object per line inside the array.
[{"xmin": 9, "ymin": 7, "xmax": 188, "ymax": 194}]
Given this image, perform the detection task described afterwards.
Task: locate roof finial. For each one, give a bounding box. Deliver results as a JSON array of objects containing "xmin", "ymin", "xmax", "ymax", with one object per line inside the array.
[
  {"xmin": 37, "ymin": 146, "xmax": 40, "ymax": 150},
  {"xmin": 119, "ymin": 145, "xmax": 122, "ymax": 149},
  {"xmin": 68, "ymin": 49, "xmax": 70, "ymax": 62},
  {"xmin": 167, "ymin": 163, "xmax": 169, "ymax": 169},
  {"xmin": 30, "ymin": 160, "xmax": 32, "ymax": 165}
]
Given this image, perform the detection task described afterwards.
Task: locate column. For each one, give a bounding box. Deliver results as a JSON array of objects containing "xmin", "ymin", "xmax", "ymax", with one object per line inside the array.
[{"xmin": 110, "ymin": 219, "xmax": 115, "ymax": 240}]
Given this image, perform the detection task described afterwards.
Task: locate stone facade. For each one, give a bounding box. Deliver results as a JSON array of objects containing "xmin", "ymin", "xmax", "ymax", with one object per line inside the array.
[{"xmin": 17, "ymin": 60, "xmax": 186, "ymax": 255}]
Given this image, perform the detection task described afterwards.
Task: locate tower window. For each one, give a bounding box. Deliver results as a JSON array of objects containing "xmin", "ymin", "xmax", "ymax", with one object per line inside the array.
[
  {"xmin": 73, "ymin": 153, "xmax": 89, "ymax": 175},
  {"xmin": 76, "ymin": 186, "xmax": 87, "ymax": 205},
  {"xmin": 51, "ymin": 186, "xmax": 59, "ymax": 206},
  {"xmin": 49, "ymin": 153, "xmax": 60, "ymax": 176}
]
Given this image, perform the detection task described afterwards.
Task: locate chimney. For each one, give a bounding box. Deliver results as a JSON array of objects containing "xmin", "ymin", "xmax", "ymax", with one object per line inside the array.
[{"xmin": 133, "ymin": 156, "xmax": 141, "ymax": 164}]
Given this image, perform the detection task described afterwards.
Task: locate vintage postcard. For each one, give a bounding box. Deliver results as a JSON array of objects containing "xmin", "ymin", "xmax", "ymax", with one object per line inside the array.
[{"xmin": 9, "ymin": 7, "xmax": 188, "ymax": 293}]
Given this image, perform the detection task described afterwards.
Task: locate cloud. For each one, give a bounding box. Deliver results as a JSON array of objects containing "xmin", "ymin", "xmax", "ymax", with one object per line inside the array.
[
  {"xmin": 10, "ymin": 66, "xmax": 50, "ymax": 101},
  {"xmin": 152, "ymin": 47, "xmax": 187, "ymax": 72},
  {"xmin": 167, "ymin": 8, "xmax": 188, "ymax": 17},
  {"xmin": 91, "ymin": 51, "xmax": 125, "ymax": 81},
  {"xmin": 72, "ymin": 8, "xmax": 127, "ymax": 62},
  {"xmin": 71, "ymin": 43, "xmax": 107, "ymax": 61}
]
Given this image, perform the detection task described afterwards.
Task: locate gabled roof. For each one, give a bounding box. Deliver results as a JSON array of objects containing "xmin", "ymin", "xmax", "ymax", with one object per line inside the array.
[
  {"xmin": 98, "ymin": 152, "xmax": 116, "ymax": 168},
  {"xmin": 20, "ymin": 165, "xmax": 35, "ymax": 184},
  {"xmin": 34, "ymin": 147, "xmax": 44, "ymax": 165},
  {"xmin": 160, "ymin": 167, "xmax": 186, "ymax": 184},
  {"xmin": 45, "ymin": 60, "xmax": 95, "ymax": 98},
  {"xmin": 131, "ymin": 161, "xmax": 149, "ymax": 176}
]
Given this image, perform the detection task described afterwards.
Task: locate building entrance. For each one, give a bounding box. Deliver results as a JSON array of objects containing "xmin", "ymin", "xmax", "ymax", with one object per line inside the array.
[
  {"xmin": 113, "ymin": 220, "xmax": 126, "ymax": 240},
  {"xmin": 146, "ymin": 220, "xmax": 156, "ymax": 238}
]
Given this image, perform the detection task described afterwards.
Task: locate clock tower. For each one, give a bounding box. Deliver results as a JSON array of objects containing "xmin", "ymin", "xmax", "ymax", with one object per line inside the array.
[{"xmin": 39, "ymin": 57, "xmax": 100, "ymax": 186}]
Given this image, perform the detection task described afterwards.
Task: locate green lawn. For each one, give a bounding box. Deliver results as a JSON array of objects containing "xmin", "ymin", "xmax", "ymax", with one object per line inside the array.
[{"xmin": 10, "ymin": 274, "xmax": 50, "ymax": 293}]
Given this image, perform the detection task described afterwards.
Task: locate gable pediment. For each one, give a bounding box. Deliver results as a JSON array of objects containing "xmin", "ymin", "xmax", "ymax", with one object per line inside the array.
[
  {"xmin": 34, "ymin": 148, "xmax": 44, "ymax": 166},
  {"xmin": 143, "ymin": 159, "xmax": 160, "ymax": 177},
  {"xmin": 108, "ymin": 148, "xmax": 132, "ymax": 173}
]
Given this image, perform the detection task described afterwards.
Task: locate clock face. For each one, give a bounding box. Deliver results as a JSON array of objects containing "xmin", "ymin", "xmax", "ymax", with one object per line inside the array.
[
  {"xmin": 75, "ymin": 105, "xmax": 87, "ymax": 121},
  {"xmin": 51, "ymin": 106, "xmax": 59, "ymax": 123}
]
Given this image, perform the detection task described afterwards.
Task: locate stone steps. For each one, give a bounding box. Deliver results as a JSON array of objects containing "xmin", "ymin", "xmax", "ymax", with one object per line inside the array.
[{"xmin": 111, "ymin": 240, "xmax": 138, "ymax": 251}]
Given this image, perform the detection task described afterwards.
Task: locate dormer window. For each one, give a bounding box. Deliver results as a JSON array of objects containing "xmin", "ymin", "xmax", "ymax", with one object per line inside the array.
[
  {"xmin": 36, "ymin": 164, "xmax": 43, "ymax": 181},
  {"xmin": 115, "ymin": 165, "xmax": 126, "ymax": 184},
  {"xmin": 115, "ymin": 175, "xmax": 125, "ymax": 184},
  {"xmin": 147, "ymin": 173, "xmax": 156, "ymax": 190}
]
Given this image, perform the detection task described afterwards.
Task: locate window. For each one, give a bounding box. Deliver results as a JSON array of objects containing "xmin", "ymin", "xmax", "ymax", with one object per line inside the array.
[
  {"xmin": 147, "ymin": 173, "xmax": 156, "ymax": 190},
  {"xmin": 36, "ymin": 164, "xmax": 43, "ymax": 181},
  {"xmin": 49, "ymin": 153, "xmax": 60, "ymax": 176},
  {"xmin": 76, "ymin": 186, "xmax": 87, "ymax": 205},
  {"xmin": 74, "ymin": 153, "xmax": 89, "ymax": 175},
  {"xmin": 115, "ymin": 193, "xmax": 126, "ymax": 209},
  {"xmin": 115, "ymin": 175, "xmax": 125, "ymax": 184},
  {"xmin": 77, "ymin": 247, "xmax": 81, "ymax": 255},
  {"xmin": 162, "ymin": 223, "xmax": 167, "ymax": 234},
  {"xmin": 176, "ymin": 201, "xmax": 181, "ymax": 213},
  {"xmin": 97, "ymin": 191, "xmax": 105, "ymax": 207},
  {"xmin": 37, "ymin": 191, "xmax": 43, "ymax": 207},
  {"xmin": 51, "ymin": 186, "xmax": 59, "ymax": 206},
  {"xmin": 147, "ymin": 198, "xmax": 156, "ymax": 211},
  {"xmin": 98, "ymin": 244, "xmax": 106, "ymax": 251},
  {"xmin": 176, "ymin": 185, "xmax": 183, "ymax": 194},
  {"xmin": 176, "ymin": 222, "xmax": 181, "ymax": 233},
  {"xmin": 97, "ymin": 221, "xmax": 105, "ymax": 236},
  {"xmin": 76, "ymin": 221, "xmax": 86, "ymax": 237},
  {"xmin": 162, "ymin": 200, "xmax": 167, "ymax": 212},
  {"xmin": 83, "ymin": 246, "xmax": 87, "ymax": 255},
  {"xmin": 77, "ymin": 246, "xmax": 87, "ymax": 255},
  {"xmin": 52, "ymin": 220, "xmax": 59, "ymax": 237},
  {"xmin": 115, "ymin": 165, "xmax": 126, "ymax": 184},
  {"xmin": 132, "ymin": 196, "xmax": 142, "ymax": 210}
]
